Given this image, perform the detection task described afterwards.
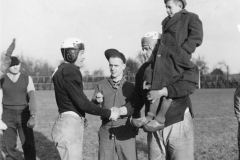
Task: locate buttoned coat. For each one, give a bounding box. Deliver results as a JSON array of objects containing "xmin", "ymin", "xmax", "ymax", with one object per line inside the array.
[{"xmin": 151, "ymin": 9, "xmax": 203, "ymax": 90}]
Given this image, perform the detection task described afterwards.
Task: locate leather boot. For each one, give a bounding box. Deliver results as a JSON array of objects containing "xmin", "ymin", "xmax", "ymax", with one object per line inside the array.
[
  {"xmin": 131, "ymin": 99, "xmax": 159, "ymax": 128},
  {"xmin": 143, "ymin": 97, "xmax": 172, "ymax": 132}
]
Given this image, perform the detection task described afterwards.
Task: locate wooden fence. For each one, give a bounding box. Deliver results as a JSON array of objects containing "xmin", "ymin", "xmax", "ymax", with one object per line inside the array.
[{"xmin": 32, "ymin": 75, "xmax": 240, "ymax": 90}]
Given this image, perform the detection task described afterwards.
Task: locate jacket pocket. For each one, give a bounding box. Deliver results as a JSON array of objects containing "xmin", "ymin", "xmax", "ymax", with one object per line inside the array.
[{"xmin": 176, "ymin": 47, "xmax": 192, "ymax": 69}]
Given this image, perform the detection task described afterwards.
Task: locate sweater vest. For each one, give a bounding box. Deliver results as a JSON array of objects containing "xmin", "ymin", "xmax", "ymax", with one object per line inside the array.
[
  {"xmin": 1, "ymin": 73, "xmax": 29, "ymax": 107},
  {"xmin": 97, "ymin": 79, "xmax": 134, "ymax": 126}
]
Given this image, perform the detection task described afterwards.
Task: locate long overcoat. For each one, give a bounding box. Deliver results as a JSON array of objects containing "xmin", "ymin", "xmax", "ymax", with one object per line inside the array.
[{"xmin": 151, "ymin": 9, "xmax": 203, "ymax": 90}]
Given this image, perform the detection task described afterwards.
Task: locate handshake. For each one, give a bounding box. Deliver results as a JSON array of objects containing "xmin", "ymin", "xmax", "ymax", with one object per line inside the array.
[
  {"xmin": 96, "ymin": 92, "xmax": 125, "ymax": 121},
  {"xmin": 109, "ymin": 107, "xmax": 121, "ymax": 121}
]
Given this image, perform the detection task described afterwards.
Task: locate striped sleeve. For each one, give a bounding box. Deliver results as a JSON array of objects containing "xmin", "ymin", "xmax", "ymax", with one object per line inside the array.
[{"xmin": 234, "ymin": 86, "xmax": 240, "ymax": 118}]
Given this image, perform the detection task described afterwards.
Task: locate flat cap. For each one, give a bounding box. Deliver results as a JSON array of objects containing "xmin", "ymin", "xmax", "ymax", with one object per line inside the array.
[
  {"xmin": 10, "ymin": 56, "xmax": 20, "ymax": 67},
  {"xmin": 104, "ymin": 49, "xmax": 126, "ymax": 64}
]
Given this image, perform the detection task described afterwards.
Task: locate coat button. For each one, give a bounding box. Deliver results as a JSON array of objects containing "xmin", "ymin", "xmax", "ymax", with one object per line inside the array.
[
  {"xmin": 157, "ymin": 54, "xmax": 161, "ymax": 57},
  {"xmin": 173, "ymin": 30, "xmax": 177, "ymax": 33},
  {"xmin": 161, "ymin": 43, "xmax": 164, "ymax": 46},
  {"xmin": 171, "ymin": 42, "xmax": 175, "ymax": 46}
]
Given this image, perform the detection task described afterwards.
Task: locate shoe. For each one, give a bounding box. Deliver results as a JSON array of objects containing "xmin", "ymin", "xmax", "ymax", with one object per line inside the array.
[
  {"xmin": 131, "ymin": 117, "xmax": 149, "ymax": 128},
  {"xmin": 143, "ymin": 120, "xmax": 165, "ymax": 132}
]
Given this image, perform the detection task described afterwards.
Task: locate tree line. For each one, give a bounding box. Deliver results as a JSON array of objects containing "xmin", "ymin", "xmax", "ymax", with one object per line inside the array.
[
  {"xmin": 1, "ymin": 52, "xmax": 54, "ymax": 76},
  {"xmin": 0, "ymin": 51, "xmax": 235, "ymax": 79}
]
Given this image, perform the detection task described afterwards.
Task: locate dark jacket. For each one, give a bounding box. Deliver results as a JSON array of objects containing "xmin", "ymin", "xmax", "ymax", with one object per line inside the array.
[
  {"xmin": 151, "ymin": 9, "xmax": 203, "ymax": 90},
  {"xmin": 125, "ymin": 62, "xmax": 198, "ymax": 127}
]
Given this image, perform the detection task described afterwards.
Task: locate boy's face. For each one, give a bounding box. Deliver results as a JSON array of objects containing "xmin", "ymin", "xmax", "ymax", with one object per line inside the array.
[
  {"xmin": 166, "ymin": 0, "xmax": 182, "ymax": 17},
  {"xmin": 74, "ymin": 50, "xmax": 85, "ymax": 68},
  {"xmin": 142, "ymin": 45, "xmax": 153, "ymax": 60},
  {"xmin": 109, "ymin": 57, "xmax": 126, "ymax": 79},
  {"xmin": 9, "ymin": 63, "xmax": 21, "ymax": 74}
]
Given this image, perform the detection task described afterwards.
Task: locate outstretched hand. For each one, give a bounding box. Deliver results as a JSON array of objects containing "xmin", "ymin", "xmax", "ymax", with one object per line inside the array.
[{"xmin": 109, "ymin": 107, "xmax": 120, "ymax": 121}]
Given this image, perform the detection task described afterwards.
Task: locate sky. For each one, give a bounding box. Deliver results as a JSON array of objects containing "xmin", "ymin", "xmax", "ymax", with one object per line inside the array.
[{"xmin": 1, "ymin": 0, "xmax": 240, "ymax": 75}]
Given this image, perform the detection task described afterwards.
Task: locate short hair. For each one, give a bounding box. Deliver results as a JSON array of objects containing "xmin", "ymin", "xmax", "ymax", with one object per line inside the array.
[
  {"xmin": 166, "ymin": 0, "xmax": 183, "ymax": 9},
  {"xmin": 173, "ymin": 0, "xmax": 183, "ymax": 9}
]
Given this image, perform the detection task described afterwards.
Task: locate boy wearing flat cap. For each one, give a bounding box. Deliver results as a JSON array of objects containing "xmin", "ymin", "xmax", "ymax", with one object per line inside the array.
[
  {"xmin": 0, "ymin": 56, "xmax": 37, "ymax": 160},
  {"xmin": 91, "ymin": 49, "xmax": 137, "ymax": 160}
]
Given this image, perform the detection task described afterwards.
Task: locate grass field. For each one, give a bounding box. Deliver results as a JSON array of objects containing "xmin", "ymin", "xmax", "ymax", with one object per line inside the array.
[{"xmin": 0, "ymin": 89, "xmax": 239, "ymax": 160}]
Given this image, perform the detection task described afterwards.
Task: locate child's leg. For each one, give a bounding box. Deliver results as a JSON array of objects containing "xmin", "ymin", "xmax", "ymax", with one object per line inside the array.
[
  {"xmin": 143, "ymin": 97, "xmax": 172, "ymax": 132},
  {"xmin": 154, "ymin": 98, "xmax": 172, "ymax": 124},
  {"xmin": 146, "ymin": 99, "xmax": 160, "ymax": 121},
  {"xmin": 131, "ymin": 99, "xmax": 160, "ymax": 128}
]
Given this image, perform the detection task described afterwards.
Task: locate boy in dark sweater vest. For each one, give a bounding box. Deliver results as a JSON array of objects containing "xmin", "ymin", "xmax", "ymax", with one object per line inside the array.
[{"xmin": 0, "ymin": 56, "xmax": 37, "ymax": 160}]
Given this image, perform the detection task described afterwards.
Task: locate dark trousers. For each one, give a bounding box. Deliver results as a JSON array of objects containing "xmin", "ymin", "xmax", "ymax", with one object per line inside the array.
[
  {"xmin": 238, "ymin": 123, "xmax": 240, "ymax": 160},
  {"xmin": 2, "ymin": 107, "xmax": 36, "ymax": 160},
  {"xmin": 98, "ymin": 121, "xmax": 137, "ymax": 160}
]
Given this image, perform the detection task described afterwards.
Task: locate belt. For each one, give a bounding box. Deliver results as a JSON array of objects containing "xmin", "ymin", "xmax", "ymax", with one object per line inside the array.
[{"xmin": 61, "ymin": 111, "xmax": 84, "ymax": 119}]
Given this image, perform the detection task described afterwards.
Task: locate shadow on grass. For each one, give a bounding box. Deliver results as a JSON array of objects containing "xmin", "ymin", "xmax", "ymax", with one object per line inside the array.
[
  {"xmin": 136, "ymin": 139, "xmax": 148, "ymax": 154},
  {"xmin": 35, "ymin": 131, "xmax": 59, "ymax": 160},
  {"xmin": 0, "ymin": 131, "xmax": 59, "ymax": 160}
]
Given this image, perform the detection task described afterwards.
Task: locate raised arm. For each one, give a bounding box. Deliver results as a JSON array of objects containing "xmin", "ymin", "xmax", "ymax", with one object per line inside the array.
[{"xmin": 0, "ymin": 39, "xmax": 15, "ymax": 78}]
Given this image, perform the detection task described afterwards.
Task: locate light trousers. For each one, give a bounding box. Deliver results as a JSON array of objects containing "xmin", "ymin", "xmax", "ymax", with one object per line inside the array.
[
  {"xmin": 147, "ymin": 112, "xmax": 194, "ymax": 160},
  {"xmin": 51, "ymin": 114, "xmax": 85, "ymax": 160}
]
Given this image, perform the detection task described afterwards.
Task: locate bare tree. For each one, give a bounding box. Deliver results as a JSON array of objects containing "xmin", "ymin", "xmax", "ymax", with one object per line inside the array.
[
  {"xmin": 84, "ymin": 70, "xmax": 90, "ymax": 76},
  {"xmin": 83, "ymin": 70, "xmax": 90, "ymax": 81},
  {"xmin": 19, "ymin": 55, "xmax": 54, "ymax": 76},
  {"xmin": 126, "ymin": 58, "xmax": 139, "ymax": 76},
  {"xmin": 218, "ymin": 61, "xmax": 230, "ymax": 86},
  {"xmin": 192, "ymin": 55, "xmax": 209, "ymax": 89},
  {"xmin": 1, "ymin": 52, "xmax": 54, "ymax": 76},
  {"xmin": 92, "ymin": 68, "xmax": 104, "ymax": 77},
  {"xmin": 192, "ymin": 55, "xmax": 209, "ymax": 74}
]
